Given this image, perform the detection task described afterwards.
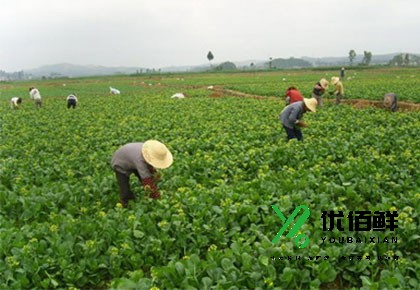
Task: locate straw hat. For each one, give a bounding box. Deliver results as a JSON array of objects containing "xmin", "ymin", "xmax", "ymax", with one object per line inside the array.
[
  {"xmin": 303, "ymin": 98, "xmax": 318, "ymax": 112},
  {"xmin": 319, "ymin": 78, "xmax": 329, "ymax": 89},
  {"xmin": 142, "ymin": 140, "xmax": 173, "ymax": 169},
  {"xmin": 331, "ymin": 77, "xmax": 339, "ymax": 85},
  {"xmin": 383, "ymin": 95, "xmax": 393, "ymax": 107}
]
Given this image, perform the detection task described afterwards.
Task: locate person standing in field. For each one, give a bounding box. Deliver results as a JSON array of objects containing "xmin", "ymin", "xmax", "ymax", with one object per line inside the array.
[
  {"xmin": 330, "ymin": 77, "xmax": 345, "ymax": 104},
  {"xmin": 111, "ymin": 140, "xmax": 173, "ymax": 207},
  {"xmin": 67, "ymin": 94, "xmax": 78, "ymax": 109},
  {"xmin": 284, "ymin": 86, "xmax": 304, "ymax": 105},
  {"xmin": 383, "ymin": 93, "xmax": 398, "ymax": 112},
  {"xmin": 340, "ymin": 67, "xmax": 345, "ymax": 78},
  {"xmin": 312, "ymin": 79, "xmax": 329, "ymax": 107},
  {"xmin": 10, "ymin": 97, "xmax": 22, "ymax": 109},
  {"xmin": 29, "ymin": 87, "xmax": 42, "ymax": 108},
  {"xmin": 280, "ymin": 98, "xmax": 318, "ymax": 141}
]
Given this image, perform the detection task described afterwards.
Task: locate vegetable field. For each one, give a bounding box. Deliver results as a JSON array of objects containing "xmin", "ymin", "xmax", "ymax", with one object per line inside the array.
[{"xmin": 0, "ymin": 68, "xmax": 419, "ymax": 289}]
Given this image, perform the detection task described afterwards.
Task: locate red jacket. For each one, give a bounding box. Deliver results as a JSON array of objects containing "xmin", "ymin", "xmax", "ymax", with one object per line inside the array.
[{"xmin": 285, "ymin": 89, "xmax": 304, "ymax": 104}]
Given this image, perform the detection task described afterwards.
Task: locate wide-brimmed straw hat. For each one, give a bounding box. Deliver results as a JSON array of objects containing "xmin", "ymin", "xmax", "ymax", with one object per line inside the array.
[
  {"xmin": 331, "ymin": 77, "xmax": 339, "ymax": 85},
  {"xmin": 320, "ymin": 78, "xmax": 329, "ymax": 89},
  {"xmin": 142, "ymin": 140, "xmax": 173, "ymax": 169},
  {"xmin": 303, "ymin": 98, "xmax": 318, "ymax": 112}
]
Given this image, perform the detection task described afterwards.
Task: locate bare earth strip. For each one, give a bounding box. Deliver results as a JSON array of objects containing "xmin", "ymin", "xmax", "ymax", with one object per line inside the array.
[{"xmin": 208, "ymin": 86, "xmax": 420, "ymax": 112}]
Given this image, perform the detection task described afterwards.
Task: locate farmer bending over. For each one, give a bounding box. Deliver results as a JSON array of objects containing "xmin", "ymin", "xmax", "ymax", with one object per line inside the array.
[
  {"xmin": 29, "ymin": 87, "xmax": 42, "ymax": 108},
  {"xmin": 330, "ymin": 77, "xmax": 344, "ymax": 105},
  {"xmin": 67, "ymin": 94, "xmax": 78, "ymax": 109},
  {"xmin": 111, "ymin": 140, "xmax": 173, "ymax": 207},
  {"xmin": 10, "ymin": 97, "xmax": 22, "ymax": 109},
  {"xmin": 284, "ymin": 86, "xmax": 304, "ymax": 105},
  {"xmin": 383, "ymin": 93, "xmax": 397, "ymax": 112},
  {"xmin": 280, "ymin": 98, "xmax": 318, "ymax": 141},
  {"xmin": 312, "ymin": 79, "xmax": 329, "ymax": 107}
]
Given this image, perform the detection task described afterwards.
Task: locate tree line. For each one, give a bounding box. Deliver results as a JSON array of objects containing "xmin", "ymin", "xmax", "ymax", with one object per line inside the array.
[{"xmin": 348, "ymin": 50, "xmax": 372, "ymax": 66}]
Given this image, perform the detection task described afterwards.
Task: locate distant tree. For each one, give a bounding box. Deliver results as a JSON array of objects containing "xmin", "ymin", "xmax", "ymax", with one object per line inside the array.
[
  {"xmin": 214, "ymin": 61, "xmax": 237, "ymax": 71},
  {"xmin": 270, "ymin": 57, "xmax": 312, "ymax": 69},
  {"xmin": 393, "ymin": 54, "xmax": 404, "ymax": 66},
  {"xmin": 207, "ymin": 51, "xmax": 214, "ymax": 66},
  {"xmin": 367, "ymin": 51, "xmax": 372, "ymax": 65},
  {"xmin": 250, "ymin": 62, "xmax": 255, "ymax": 70},
  {"xmin": 404, "ymin": 53, "xmax": 410, "ymax": 66},
  {"xmin": 349, "ymin": 49, "xmax": 356, "ymax": 65},
  {"xmin": 389, "ymin": 53, "xmax": 420, "ymax": 66},
  {"xmin": 362, "ymin": 51, "xmax": 372, "ymax": 65}
]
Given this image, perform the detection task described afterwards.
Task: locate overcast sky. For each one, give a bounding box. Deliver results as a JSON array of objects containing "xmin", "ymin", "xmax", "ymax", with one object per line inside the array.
[{"xmin": 0, "ymin": 0, "xmax": 419, "ymax": 71}]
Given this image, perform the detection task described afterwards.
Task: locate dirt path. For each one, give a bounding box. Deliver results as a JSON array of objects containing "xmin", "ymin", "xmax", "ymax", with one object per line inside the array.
[{"xmin": 208, "ymin": 86, "xmax": 420, "ymax": 112}]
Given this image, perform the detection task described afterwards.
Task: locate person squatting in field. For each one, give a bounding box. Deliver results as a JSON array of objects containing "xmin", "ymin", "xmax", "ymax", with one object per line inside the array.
[
  {"xmin": 280, "ymin": 98, "xmax": 318, "ymax": 141},
  {"xmin": 109, "ymin": 87, "xmax": 120, "ymax": 94},
  {"xmin": 330, "ymin": 77, "xmax": 345, "ymax": 105},
  {"xmin": 29, "ymin": 87, "xmax": 42, "ymax": 108},
  {"xmin": 312, "ymin": 78, "xmax": 329, "ymax": 107},
  {"xmin": 111, "ymin": 140, "xmax": 173, "ymax": 207},
  {"xmin": 383, "ymin": 93, "xmax": 398, "ymax": 112},
  {"xmin": 284, "ymin": 86, "xmax": 304, "ymax": 105},
  {"xmin": 67, "ymin": 94, "xmax": 78, "ymax": 109},
  {"xmin": 10, "ymin": 97, "xmax": 22, "ymax": 109}
]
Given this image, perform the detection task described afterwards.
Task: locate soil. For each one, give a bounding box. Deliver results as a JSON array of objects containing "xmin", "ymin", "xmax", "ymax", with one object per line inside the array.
[{"xmin": 208, "ymin": 86, "xmax": 420, "ymax": 112}]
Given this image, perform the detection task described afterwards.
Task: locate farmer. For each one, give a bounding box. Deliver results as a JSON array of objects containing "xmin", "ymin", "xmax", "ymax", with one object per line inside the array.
[
  {"xmin": 383, "ymin": 93, "xmax": 398, "ymax": 112},
  {"xmin": 284, "ymin": 86, "xmax": 304, "ymax": 105},
  {"xmin": 10, "ymin": 97, "xmax": 22, "ymax": 109},
  {"xmin": 67, "ymin": 94, "xmax": 78, "ymax": 109},
  {"xmin": 111, "ymin": 140, "xmax": 173, "ymax": 207},
  {"xmin": 330, "ymin": 77, "xmax": 345, "ymax": 104},
  {"xmin": 312, "ymin": 79, "xmax": 329, "ymax": 107},
  {"xmin": 29, "ymin": 87, "xmax": 42, "ymax": 108},
  {"xmin": 171, "ymin": 92, "xmax": 186, "ymax": 99},
  {"xmin": 340, "ymin": 67, "xmax": 345, "ymax": 78},
  {"xmin": 109, "ymin": 87, "xmax": 120, "ymax": 94},
  {"xmin": 280, "ymin": 98, "xmax": 318, "ymax": 141}
]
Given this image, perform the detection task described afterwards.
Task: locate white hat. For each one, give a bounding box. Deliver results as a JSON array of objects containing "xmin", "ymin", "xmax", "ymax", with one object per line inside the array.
[{"xmin": 142, "ymin": 140, "xmax": 173, "ymax": 169}]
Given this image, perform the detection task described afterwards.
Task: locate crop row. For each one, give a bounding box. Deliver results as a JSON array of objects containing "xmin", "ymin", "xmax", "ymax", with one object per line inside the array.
[{"xmin": 0, "ymin": 73, "xmax": 419, "ymax": 288}]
